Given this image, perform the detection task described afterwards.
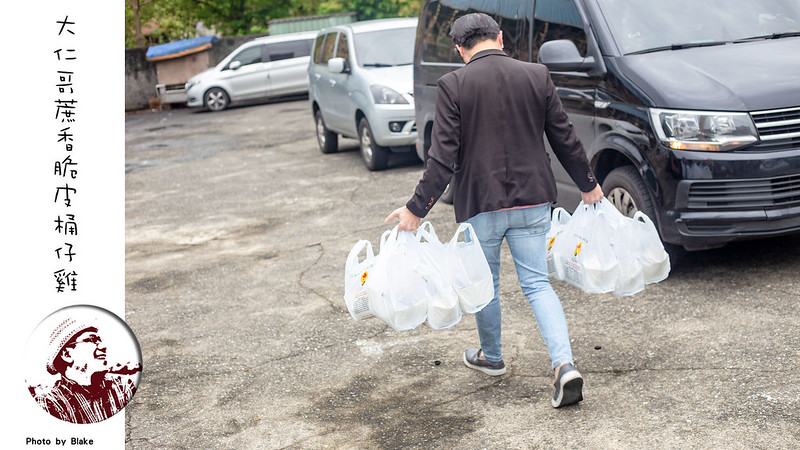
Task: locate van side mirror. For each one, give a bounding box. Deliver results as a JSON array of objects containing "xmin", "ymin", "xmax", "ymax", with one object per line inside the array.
[
  {"xmin": 229, "ymin": 61, "xmax": 242, "ymax": 71},
  {"xmin": 538, "ymin": 40, "xmax": 595, "ymax": 72},
  {"xmin": 327, "ymin": 57, "xmax": 348, "ymax": 74}
]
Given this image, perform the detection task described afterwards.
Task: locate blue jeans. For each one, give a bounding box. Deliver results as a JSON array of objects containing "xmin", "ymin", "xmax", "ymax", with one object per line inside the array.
[{"xmin": 465, "ymin": 204, "xmax": 574, "ymax": 369}]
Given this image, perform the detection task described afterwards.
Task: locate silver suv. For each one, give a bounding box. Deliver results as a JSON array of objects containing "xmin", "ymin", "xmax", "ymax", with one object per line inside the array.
[
  {"xmin": 186, "ymin": 31, "xmax": 317, "ymax": 112},
  {"xmin": 308, "ymin": 18, "xmax": 418, "ymax": 170}
]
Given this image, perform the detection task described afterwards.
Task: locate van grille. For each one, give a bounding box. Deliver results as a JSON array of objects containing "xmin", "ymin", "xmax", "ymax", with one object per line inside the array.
[
  {"xmin": 686, "ymin": 174, "xmax": 800, "ymax": 210},
  {"xmin": 751, "ymin": 106, "xmax": 800, "ymax": 143}
]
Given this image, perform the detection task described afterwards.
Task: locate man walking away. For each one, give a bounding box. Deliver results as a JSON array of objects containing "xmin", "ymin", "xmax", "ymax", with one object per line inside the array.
[{"xmin": 386, "ymin": 12, "xmax": 604, "ymax": 408}]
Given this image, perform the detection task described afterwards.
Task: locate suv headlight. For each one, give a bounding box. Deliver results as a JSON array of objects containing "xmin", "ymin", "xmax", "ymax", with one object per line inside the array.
[
  {"xmin": 370, "ymin": 85, "xmax": 409, "ymax": 105},
  {"xmin": 649, "ymin": 108, "xmax": 758, "ymax": 151}
]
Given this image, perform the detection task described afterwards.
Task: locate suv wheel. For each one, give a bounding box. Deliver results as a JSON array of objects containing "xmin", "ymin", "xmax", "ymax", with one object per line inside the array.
[
  {"xmin": 204, "ymin": 87, "xmax": 230, "ymax": 112},
  {"xmin": 359, "ymin": 118, "xmax": 389, "ymax": 171},
  {"xmin": 315, "ymin": 110, "xmax": 338, "ymax": 154}
]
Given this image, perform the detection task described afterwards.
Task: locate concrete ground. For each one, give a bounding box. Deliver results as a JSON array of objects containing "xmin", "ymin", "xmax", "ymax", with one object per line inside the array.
[{"xmin": 124, "ymin": 99, "xmax": 800, "ymax": 449}]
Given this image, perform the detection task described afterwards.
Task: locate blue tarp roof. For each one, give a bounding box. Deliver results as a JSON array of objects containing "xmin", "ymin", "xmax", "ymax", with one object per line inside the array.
[{"xmin": 146, "ymin": 35, "xmax": 219, "ymax": 61}]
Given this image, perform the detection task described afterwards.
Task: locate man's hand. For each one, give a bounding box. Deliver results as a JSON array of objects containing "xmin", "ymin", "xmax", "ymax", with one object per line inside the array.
[
  {"xmin": 385, "ymin": 206, "xmax": 420, "ymax": 231},
  {"xmin": 581, "ymin": 184, "xmax": 605, "ymax": 205}
]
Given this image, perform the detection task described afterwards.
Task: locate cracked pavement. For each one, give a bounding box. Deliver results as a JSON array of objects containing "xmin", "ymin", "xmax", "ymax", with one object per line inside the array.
[{"xmin": 125, "ymin": 98, "xmax": 800, "ymax": 449}]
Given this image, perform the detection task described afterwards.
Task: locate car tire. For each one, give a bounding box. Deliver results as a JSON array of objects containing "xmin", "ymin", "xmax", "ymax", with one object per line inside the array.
[
  {"xmin": 358, "ymin": 118, "xmax": 389, "ymax": 171},
  {"xmin": 315, "ymin": 110, "xmax": 338, "ymax": 154},
  {"xmin": 603, "ymin": 165, "xmax": 685, "ymax": 263},
  {"xmin": 440, "ymin": 180, "xmax": 455, "ymax": 204},
  {"xmin": 602, "ymin": 165, "xmax": 656, "ymax": 220},
  {"xmin": 204, "ymin": 87, "xmax": 230, "ymax": 112}
]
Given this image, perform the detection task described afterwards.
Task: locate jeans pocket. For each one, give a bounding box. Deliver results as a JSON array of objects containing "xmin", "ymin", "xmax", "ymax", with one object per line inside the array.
[{"xmin": 522, "ymin": 206, "xmax": 550, "ymax": 236}]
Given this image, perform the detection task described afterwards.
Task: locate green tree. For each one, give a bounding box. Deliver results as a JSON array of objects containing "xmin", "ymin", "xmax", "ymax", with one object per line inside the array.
[
  {"xmin": 126, "ymin": 0, "xmax": 202, "ymax": 47},
  {"xmin": 126, "ymin": 0, "xmax": 157, "ymax": 47},
  {"xmin": 125, "ymin": 0, "xmax": 422, "ymax": 48},
  {"xmin": 319, "ymin": 0, "xmax": 420, "ymax": 20}
]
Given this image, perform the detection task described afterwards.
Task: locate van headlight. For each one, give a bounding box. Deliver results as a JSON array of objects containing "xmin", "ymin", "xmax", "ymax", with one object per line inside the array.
[
  {"xmin": 649, "ymin": 108, "xmax": 758, "ymax": 151},
  {"xmin": 370, "ymin": 85, "xmax": 408, "ymax": 104},
  {"xmin": 185, "ymin": 80, "xmax": 200, "ymax": 91}
]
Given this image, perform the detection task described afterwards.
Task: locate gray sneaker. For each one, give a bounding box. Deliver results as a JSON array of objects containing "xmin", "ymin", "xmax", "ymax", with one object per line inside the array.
[
  {"xmin": 463, "ymin": 348, "xmax": 506, "ymax": 376},
  {"xmin": 552, "ymin": 363, "xmax": 584, "ymax": 408}
]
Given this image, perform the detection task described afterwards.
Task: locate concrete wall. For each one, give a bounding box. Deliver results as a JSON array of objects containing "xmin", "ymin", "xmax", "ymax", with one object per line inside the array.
[
  {"xmin": 125, "ymin": 47, "xmax": 159, "ymax": 111},
  {"xmin": 125, "ymin": 34, "xmax": 268, "ymax": 112}
]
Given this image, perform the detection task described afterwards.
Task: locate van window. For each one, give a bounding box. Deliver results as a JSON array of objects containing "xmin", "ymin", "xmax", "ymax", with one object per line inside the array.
[
  {"xmin": 313, "ymin": 34, "xmax": 326, "ymax": 64},
  {"xmin": 533, "ymin": 0, "xmax": 588, "ymax": 60},
  {"xmin": 335, "ymin": 33, "xmax": 349, "ymax": 63},
  {"xmin": 320, "ymin": 32, "xmax": 338, "ymax": 64},
  {"xmin": 420, "ymin": 0, "xmax": 532, "ymax": 64},
  {"xmin": 267, "ymin": 39, "xmax": 313, "ymax": 62},
  {"xmin": 596, "ymin": 0, "xmax": 800, "ymax": 55},
  {"xmin": 227, "ymin": 45, "xmax": 263, "ymax": 69},
  {"xmin": 354, "ymin": 27, "xmax": 416, "ymax": 67}
]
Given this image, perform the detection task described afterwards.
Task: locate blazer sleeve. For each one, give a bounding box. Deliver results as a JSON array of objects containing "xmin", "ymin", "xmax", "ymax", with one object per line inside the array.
[
  {"xmin": 542, "ymin": 70, "xmax": 598, "ymax": 193},
  {"xmin": 406, "ymin": 74, "xmax": 461, "ymax": 218}
]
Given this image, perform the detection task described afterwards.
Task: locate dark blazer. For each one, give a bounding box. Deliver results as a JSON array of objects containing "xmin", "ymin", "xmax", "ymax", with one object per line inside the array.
[{"xmin": 407, "ymin": 49, "xmax": 597, "ymax": 223}]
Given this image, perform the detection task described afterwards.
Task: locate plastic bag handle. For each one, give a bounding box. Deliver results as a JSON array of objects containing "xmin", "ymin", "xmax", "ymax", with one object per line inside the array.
[
  {"xmin": 415, "ymin": 221, "xmax": 440, "ymax": 244},
  {"xmin": 346, "ymin": 240, "xmax": 374, "ymax": 267},
  {"xmin": 419, "ymin": 221, "xmax": 436, "ymax": 236},
  {"xmin": 591, "ymin": 198, "xmax": 618, "ymax": 216},
  {"xmin": 552, "ymin": 207, "xmax": 571, "ymax": 224},
  {"xmin": 450, "ymin": 222, "xmax": 477, "ymax": 245},
  {"xmin": 380, "ymin": 225, "xmax": 399, "ymax": 252}
]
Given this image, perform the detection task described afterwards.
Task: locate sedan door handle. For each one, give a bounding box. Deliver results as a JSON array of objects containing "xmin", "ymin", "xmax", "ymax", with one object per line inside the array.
[{"xmin": 329, "ymin": 79, "xmax": 336, "ymax": 87}]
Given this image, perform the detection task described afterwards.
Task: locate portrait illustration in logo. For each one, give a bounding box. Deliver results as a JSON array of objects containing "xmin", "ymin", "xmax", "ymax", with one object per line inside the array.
[{"xmin": 25, "ymin": 305, "xmax": 142, "ymax": 424}]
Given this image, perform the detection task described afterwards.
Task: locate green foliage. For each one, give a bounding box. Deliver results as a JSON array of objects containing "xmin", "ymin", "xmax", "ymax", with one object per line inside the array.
[
  {"xmin": 319, "ymin": 0, "xmax": 421, "ymax": 20},
  {"xmin": 125, "ymin": 0, "xmax": 422, "ymax": 48}
]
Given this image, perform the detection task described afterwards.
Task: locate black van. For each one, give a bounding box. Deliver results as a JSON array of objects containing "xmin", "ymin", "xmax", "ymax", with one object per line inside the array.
[{"xmin": 413, "ymin": 0, "xmax": 800, "ymax": 251}]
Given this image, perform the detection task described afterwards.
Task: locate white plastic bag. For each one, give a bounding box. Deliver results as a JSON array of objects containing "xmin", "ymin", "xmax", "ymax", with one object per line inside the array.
[
  {"xmin": 365, "ymin": 227, "xmax": 429, "ymax": 331},
  {"xmin": 416, "ymin": 266, "xmax": 462, "ymax": 330},
  {"xmin": 412, "ymin": 223, "xmax": 463, "ymax": 329},
  {"xmin": 551, "ymin": 201, "xmax": 619, "ymax": 294},
  {"xmin": 548, "ymin": 199, "xmax": 670, "ymax": 296},
  {"xmin": 444, "ymin": 223, "xmax": 494, "ymax": 314},
  {"xmin": 343, "ymin": 221, "xmax": 494, "ymax": 330},
  {"xmin": 546, "ymin": 207, "xmax": 571, "ymax": 280},
  {"xmin": 632, "ymin": 211, "xmax": 671, "ymax": 284},
  {"xmin": 592, "ymin": 199, "xmax": 645, "ymax": 296},
  {"xmin": 414, "ymin": 221, "xmax": 492, "ymax": 315},
  {"xmin": 595, "ymin": 200, "xmax": 670, "ymax": 289},
  {"xmin": 343, "ymin": 240, "xmax": 376, "ymax": 320}
]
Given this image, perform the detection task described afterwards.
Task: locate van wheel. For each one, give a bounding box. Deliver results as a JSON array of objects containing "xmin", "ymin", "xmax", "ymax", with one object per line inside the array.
[
  {"xmin": 602, "ymin": 165, "xmax": 655, "ymax": 220},
  {"xmin": 359, "ymin": 118, "xmax": 389, "ymax": 171},
  {"xmin": 604, "ymin": 166, "xmax": 683, "ymax": 263},
  {"xmin": 315, "ymin": 110, "xmax": 338, "ymax": 154},
  {"xmin": 440, "ymin": 180, "xmax": 454, "ymax": 204},
  {"xmin": 204, "ymin": 87, "xmax": 230, "ymax": 112}
]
